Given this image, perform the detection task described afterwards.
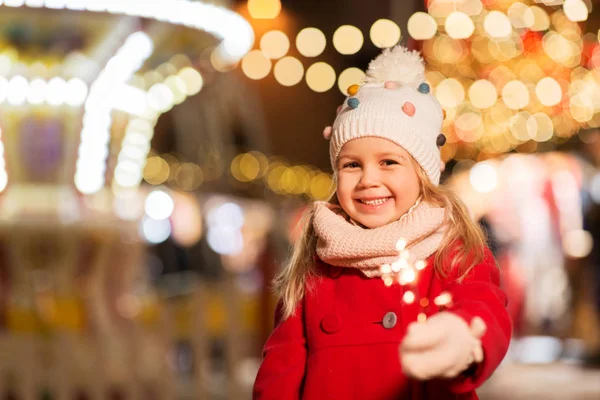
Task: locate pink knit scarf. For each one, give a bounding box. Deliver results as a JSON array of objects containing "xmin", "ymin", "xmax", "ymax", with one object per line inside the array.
[{"xmin": 313, "ymin": 200, "xmax": 446, "ymax": 278}]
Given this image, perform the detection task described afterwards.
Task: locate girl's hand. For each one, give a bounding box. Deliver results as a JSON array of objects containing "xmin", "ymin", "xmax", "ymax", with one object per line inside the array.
[{"xmin": 399, "ymin": 312, "xmax": 487, "ymax": 381}]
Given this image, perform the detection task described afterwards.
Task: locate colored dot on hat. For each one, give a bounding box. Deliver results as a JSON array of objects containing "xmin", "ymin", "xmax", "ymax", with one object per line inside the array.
[
  {"xmin": 418, "ymin": 82, "xmax": 430, "ymax": 94},
  {"xmin": 402, "ymin": 101, "xmax": 415, "ymax": 117},
  {"xmin": 323, "ymin": 126, "xmax": 333, "ymax": 140},
  {"xmin": 347, "ymin": 84, "xmax": 360, "ymax": 96},
  {"xmin": 384, "ymin": 81, "xmax": 398, "ymax": 89},
  {"xmin": 347, "ymin": 97, "xmax": 360, "ymax": 109},
  {"xmin": 437, "ymin": 134, "xmax": 447, "ymax": 147}
]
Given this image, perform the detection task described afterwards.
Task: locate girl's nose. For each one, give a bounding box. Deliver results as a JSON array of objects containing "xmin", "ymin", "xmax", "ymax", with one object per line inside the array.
[{"xmin": 357, "ymin": 166, "xmax": 381, "ymax": 188}]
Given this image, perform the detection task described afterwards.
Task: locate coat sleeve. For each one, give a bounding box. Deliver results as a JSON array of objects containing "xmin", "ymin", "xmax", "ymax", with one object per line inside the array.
[
  {"xmin": 441, "ymin": 247, "xmax": 512, "ymax": 393},
  {"xmin": 252, "ymin": 299, "xmax": 307, "ymax": 400}
]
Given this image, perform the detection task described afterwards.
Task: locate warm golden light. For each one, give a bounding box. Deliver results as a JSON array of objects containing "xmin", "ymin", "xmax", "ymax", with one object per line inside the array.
[
  {"xmin": 241, "ymin": 50, "xmax": 272, "ymax": 80},
  {"xmin": 455, "ymin": 112, "xmax": 484, "ymax": 142},
  {"xmin": 535, "ymin": 77, "xmax": 562, "ymax": 107},
  {"xmin": 296, "ymin": 28, "xmax": 327, "ymax": 58},
  {"xmin": 528, "ymin": 112, "xmax": 554, "ymax": 142},
  {"xmin": 247, "ymin": 0, "xmax": 281, "ymax": 19},
  {"xmin": 469, "ymin": 79, "xmax": 498, "ymax": 109},
  {"xmin": 484, "ymin": 11, "xmax": 513, "ymax": 39},
  {"xmin": 274, "ymin": 56, "xmax": 304, "ymax": 87},
  {"xmin": 260, "ymin": 30, "xmax": 290, "ymax": 59},
  {"xmin": 407, "ymin": 12, "xmax": 437, "ymax": 40},
  {"xmin": 333, "ymin": 25, "xmax": 364, "ymax": 55},
  {"xmin": 509, "ymin": 111, "xmax": 533, "ymax": 141},
  {"xmin": 563, "ymin": 0, "xmax": 588, "ymax": 22},
  {"xmin": 502, "ymin": 80, "xmax": 530, "ymax": 110},
  {"xmin": 445, "ymin": 12, "xmax": 475, "ymax": 40},
  {"xmin": 306, "ymin": 62, "xmax": 336, "ymax": 93},
  {"xmin": 370, "ymin": 19, "xmax": 401, "ymax": 48},
  {"xmin": 435, "ymin": 78, "xmax": 465, "ymax": 109},
  {"xmin": 338, "ymin": 67, "xmax": 365, "ymax": 95},
  {"xmin": 507, "ymin": 2, "xmax": 534, "ymax": 28},
  {"xmin": 530, "ymin": 6, "xmax": 551, "ymax": 31}
]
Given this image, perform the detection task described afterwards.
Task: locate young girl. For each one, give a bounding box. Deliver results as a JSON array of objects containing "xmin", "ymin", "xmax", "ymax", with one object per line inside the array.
[{"xmin": 253, "ymin": 46, "xmax": 512, "ymax": 400}]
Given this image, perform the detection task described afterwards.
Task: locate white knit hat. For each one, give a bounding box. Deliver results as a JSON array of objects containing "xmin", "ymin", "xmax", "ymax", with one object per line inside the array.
[{"xmin": 323, "ymin": 46, "xmax": 445, "ymax": 186}]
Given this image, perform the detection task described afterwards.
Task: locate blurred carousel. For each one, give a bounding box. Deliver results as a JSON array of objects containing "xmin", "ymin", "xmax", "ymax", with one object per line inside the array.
[{"xmin": 0, "ymin": 1, "xmax": 257, "ymax": 399}]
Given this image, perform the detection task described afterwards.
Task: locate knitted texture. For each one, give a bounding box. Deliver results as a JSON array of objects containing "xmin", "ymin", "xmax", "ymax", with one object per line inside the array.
[
  {"xmin": 329, "ymin": 47, "xmax": 444, "ymax": 185},
  {"xmin": 313, "ymin": 201, "xmax": 446, "ymax": 278}
]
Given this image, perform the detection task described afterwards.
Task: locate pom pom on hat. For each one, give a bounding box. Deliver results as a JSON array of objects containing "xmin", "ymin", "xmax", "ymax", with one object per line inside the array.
[{"xmin": 364, "ymin": 46, "xmax": 425, "ymax": 89}]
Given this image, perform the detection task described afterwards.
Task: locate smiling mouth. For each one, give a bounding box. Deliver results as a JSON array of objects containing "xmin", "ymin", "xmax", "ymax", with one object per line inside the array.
[{"xmin": 358, "ymin": 197, "xmax": 391, "ymax": 206}]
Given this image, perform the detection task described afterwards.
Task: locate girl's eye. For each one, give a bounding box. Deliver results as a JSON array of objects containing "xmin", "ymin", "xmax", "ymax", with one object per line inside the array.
[
  {"xmin": 343, "ymin": 162, "xmax": 359, "ymax": 169},
  {"xmin": 382, "ymin": 159, "xmax": 398, "ymax": 166}
]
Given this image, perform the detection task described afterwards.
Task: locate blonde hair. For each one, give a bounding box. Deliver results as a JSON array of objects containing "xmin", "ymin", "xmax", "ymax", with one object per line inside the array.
[{"xmin": 273, "ymin": 158, "xmax": 487, "ymax": 319}]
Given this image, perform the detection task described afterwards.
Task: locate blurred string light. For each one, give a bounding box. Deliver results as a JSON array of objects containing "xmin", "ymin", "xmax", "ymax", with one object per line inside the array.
[
  {"xmin": 306, "ymin": 62, "xmax": 336, "ymax": 93},
  {"xmin": 405, "ymin": 0, "xmax": 600, "ymax": 157},
  {"xmin": 146, "ymin": 150, "xmax": 334, "ymax": 201},
  {"xmin": 241, "ymin": 50, "xmax": 272, "ymax": 80},
  {"xmin": 296, "ymin": 28, "xmax": 327, "ymax": 57},
  {"xmin": 370, "ymin": 19, "xmax": 401, "ymax": 48},
  {"xmin": 6, "ymin": 0, "xmax": 254, "ymax": 64},
  {"xmin": 247, "ymin": 0, "xmax": 281, "ymax": 20},
  {"xmin": 260, "ymin": 30, "xmax": 290, "ymax": 59},
  {"xmin": 333, "ymin": 25, "xmax": 364, "ymax": 55},
  {"xmin": 274, "ymin": 56, "xmax": 304, "ymax": 86}
]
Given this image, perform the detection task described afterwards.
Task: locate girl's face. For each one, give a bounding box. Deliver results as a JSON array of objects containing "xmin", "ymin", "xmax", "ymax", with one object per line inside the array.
[{"xmin": 336, "ymin": 137, "xmax": 421, "ymax": 229}]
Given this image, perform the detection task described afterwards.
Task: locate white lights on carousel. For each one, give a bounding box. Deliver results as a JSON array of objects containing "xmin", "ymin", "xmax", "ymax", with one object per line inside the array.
[
  {"xmin": 1, "ymin": 0, "xmax": 254, "ymax": 64},
  {"xmin": 0, "ymin": 76, "xmax": 87, "ymax": 107},
  {"xmin": 75, "ymin": 31, "xmax": 154, "ymax": 195}
]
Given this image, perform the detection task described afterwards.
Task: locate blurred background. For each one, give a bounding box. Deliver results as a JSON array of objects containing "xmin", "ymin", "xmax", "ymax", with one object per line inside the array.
[{"xmin": 1, "ymin": 0, "xmax": 600, "ymax": 399}]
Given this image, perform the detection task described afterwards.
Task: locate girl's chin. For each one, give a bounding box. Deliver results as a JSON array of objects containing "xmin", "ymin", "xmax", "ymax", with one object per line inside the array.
[{"xmin": 353, "ymin": 214, "xmax": 397, "ymax": 229}]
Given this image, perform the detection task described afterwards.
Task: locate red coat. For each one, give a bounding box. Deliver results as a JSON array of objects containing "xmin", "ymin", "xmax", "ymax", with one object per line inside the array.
[{"xmin": 253, "ymin": 247, "xmax": 511, "ymax": 400}]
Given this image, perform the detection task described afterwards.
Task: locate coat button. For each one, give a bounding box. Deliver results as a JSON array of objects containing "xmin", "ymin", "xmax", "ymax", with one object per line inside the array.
[
  {"xmin": 320, "ymin": 313, "xmax": 342, "ymax": 334},
  {"xmin": 382, "ymin": 312, "xmax": 397, "ymax": 329},
  {"xmin": 327, "ymin": 266, "xmax": 343, "ymax": 279}
]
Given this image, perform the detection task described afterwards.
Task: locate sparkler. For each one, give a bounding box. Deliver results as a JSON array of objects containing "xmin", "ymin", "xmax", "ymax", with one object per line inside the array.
[{"xmin": 380, "ymin": 238, "xmax": 453, "ymax": 323}]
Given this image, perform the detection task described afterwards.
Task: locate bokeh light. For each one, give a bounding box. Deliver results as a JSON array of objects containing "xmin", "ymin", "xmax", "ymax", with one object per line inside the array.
[
  {"xmin": 469, "ymin": 80, "xmax": 498, "ymax": 109},
  {"xmin": 469, "ymin": 162, "xmax": 498, "ymax": 193},
  {"xmin": 296, "ymin": 28, "xmax": 326, "ymax": 57},
  {"xmin": 370, "ymin": 19, "xmax": 401, "ymax": 48},
  {"xmin": 274, "ymin": 56, "xmax": 304, "ymax": 87},
  {"xmin": 407, "ymin": 12, "xmax": 437, "ymax": 40},
  {"xmin": 333, "ymin": 25, "xmax": 364, "ymax": 55},
  {"xmin": 535, "ymin": 77, "xmax": 562, "ymax": 107},
  {"xmin": 502, "ymin": 80, "xmax": 530, "ymax": 110},
  {"xmin": 241, "ymin": 50, "xmax": 272, "ymax": 80},
  {"xmin": 563, "ymin": 0, "xmax": 589, "ymax": 22},
  {"xmin": 247, "ymin": 0, "xmax": 281, "ymax": 19},
  {"xmin": 260, "ymin": 30, "xmax": 290, "ymax": 59},
  {"xmin": 435, "ymin": 78, "xmax": 465, "ymax": 109},
  {"xmin": 306, "ymin": 62, "xmax": 336, "ymax": 93},
  {"xmin": 445, "ymin": 12, "xmax": 475, "ymax": 40},
  {"xmin": 484, "ymin": 11, "xmax": 513, "ymax": 39}
]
